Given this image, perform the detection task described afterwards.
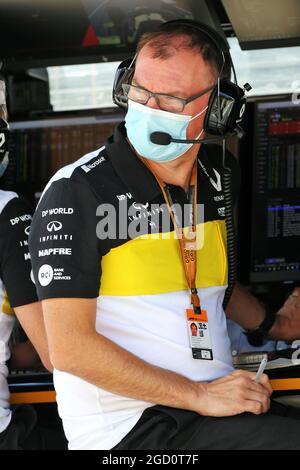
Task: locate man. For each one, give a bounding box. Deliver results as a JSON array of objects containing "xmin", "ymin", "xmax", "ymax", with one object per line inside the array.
[
  {"xmin": 190, "ymin": 323, "xmax": 198, "ymax": 337},
  {"xmin": 29, "ymin": 21, "xmax": 300, "ymax": 450},
  {"xmin": 0, "ymin": 77, "xmax": 66, "ymax": 449}
]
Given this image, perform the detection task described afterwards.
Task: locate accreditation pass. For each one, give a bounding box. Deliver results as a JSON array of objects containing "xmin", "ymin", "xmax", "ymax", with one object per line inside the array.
[{"xmin": 186, "ymin": 308, "xmax": 213, "ymax": 360}]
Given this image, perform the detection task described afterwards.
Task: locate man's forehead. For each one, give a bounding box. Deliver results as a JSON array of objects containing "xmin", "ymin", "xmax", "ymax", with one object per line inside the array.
[
  {"xmin": 136, "ymin": 44, "xmax": 204, "ymax": 69},
  {"xmin": 134, "ymin": 46, "xmax": 213, "ymax": 92}
]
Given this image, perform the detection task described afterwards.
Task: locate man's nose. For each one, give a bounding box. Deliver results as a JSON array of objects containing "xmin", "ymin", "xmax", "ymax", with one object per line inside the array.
[{"xmin": 146, "ymin": 96, "xmax": 160, "ymax": 110}]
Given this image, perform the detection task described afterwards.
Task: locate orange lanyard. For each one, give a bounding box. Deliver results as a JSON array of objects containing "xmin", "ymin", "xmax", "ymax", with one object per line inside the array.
[{"xmin": 141, "ymin": 158, "xmax": 202, "ymax": 313}]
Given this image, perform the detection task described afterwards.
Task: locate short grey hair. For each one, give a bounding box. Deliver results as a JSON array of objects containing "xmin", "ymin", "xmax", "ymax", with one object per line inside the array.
[{"xmin": 136, "ymin": 24, "xmax": 231, "ymax": 81}]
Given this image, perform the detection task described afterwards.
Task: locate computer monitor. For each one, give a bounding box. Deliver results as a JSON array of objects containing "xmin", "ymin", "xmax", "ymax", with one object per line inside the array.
[
  {"xmin": 249, "ymin": 99, "xmax": 300, "ymax": 283},
  {"xmin": 222, "ymin": 0, "xmax": 300, "ymax": 49}
]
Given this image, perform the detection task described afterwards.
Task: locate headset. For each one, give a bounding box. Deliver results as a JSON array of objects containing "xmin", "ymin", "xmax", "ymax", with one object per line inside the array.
[{"xmin": 112, "ymin": 18, "xmax": 251, "ymax": 140}]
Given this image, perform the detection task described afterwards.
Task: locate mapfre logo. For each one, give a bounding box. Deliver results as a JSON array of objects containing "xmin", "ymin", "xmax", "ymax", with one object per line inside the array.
[
  {"xmin": 38, "ymin": 264, "xmax": 53, "ymax": 286},
  {"xmin": 47, "ymin": 221, "xmax": 63, "ymax": 232}
]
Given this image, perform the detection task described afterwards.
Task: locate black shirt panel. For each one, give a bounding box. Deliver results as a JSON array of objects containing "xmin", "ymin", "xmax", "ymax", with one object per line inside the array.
[
  {"xmin": 197, "ymin": 143, "xmax": 240, "ymax": 222},
  {"xmin": 0, "ymin": 197, "xmax": 38, "ymax": 307},
  {"xmin": 29, "ymin": 178, "xmax": 103, "ymax": 300}
]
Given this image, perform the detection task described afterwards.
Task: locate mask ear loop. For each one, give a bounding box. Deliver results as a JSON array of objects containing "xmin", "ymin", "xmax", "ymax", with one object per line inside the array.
[{"xmin": 190, "ymin": 105, "xmax": 209, "ymax": 122}]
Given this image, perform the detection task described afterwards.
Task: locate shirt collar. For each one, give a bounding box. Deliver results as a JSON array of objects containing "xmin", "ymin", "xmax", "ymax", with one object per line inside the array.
[
  {"xmin": 105, "ymin": 122, "xmax": 162, "ymax": 203},
  {"xmin": 105, "ymin": 122, "xmax": 208, "ymax": 201}
]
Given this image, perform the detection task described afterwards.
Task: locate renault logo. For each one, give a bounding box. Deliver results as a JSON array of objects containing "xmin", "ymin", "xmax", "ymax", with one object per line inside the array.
[{"xmin": 47, "ymin": 221, "xmax": 63, "ymax": 232}]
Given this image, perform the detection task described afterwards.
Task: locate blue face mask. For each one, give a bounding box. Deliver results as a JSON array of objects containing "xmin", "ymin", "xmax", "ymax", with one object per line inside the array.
[{"xmin": 125, "ymin": 100, "xmax": 207, "ymax": 163}]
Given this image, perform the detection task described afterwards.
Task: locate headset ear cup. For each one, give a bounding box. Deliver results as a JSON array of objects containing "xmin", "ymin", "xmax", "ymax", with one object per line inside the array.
[
  {"xmin": 203, "ymin": 80, "xmax": 246, "ymax": 136},
  {"xmin": 203, "ymin": 85, "xmax": 218, "ymax": 134},
  {"xmin": 112, "ymin": 58, "xmax": 135, "ymax": 109}
]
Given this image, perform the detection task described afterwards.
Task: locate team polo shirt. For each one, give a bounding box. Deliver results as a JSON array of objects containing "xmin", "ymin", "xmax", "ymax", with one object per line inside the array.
[
  {"xmin": 0, "ymin": 191, "xmax": 38, "ymax": 433},
  {"xmin": 29, "ymin": 122, "xmax": 240, "ymax": 450}
]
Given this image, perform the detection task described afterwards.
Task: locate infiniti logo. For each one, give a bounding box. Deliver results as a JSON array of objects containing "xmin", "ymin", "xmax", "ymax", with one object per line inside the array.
[
  {"xmin": 47, "ymin": 221, "xmax": 63, "ymax": 232},
  {"xmin": 133, "ymin": 202, "xmax": 149, "ymax": 210}
]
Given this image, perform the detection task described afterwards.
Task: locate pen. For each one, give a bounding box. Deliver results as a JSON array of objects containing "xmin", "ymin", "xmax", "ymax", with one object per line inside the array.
[{"xmin": 255, "ymin": 354, "xmax": 268, "ymax": 382}]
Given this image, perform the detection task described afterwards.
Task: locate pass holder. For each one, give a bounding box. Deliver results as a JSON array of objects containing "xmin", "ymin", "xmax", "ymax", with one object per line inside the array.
[{"xmin": 186, "ymin": 306, "xmax": 213, "ymax": 360}]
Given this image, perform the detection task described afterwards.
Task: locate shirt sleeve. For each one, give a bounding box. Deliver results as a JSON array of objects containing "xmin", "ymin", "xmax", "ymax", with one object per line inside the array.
[
  {"xmin": 0, "ymin": 197, "xmax": 38, "ymax": 307},
  {"xmin": 29, "ymin": 178, "xmax": 102, "ymax": 300}
]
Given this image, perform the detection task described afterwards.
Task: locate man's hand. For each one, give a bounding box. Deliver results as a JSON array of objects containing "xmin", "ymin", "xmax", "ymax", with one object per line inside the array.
[
  {"xmin": 226, "ymin": 283, "xmax": 300, "ymax": 343},
  {"xmin": 195, "ymin": 369, "xmax": 272, "ymax": 417},
  {"xmin": 269, "ymin": 288, "xmax": 300, "ymax": 341}
]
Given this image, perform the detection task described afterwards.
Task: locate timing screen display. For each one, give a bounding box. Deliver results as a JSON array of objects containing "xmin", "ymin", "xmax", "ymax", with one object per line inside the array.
[{"xmin": 251, "ymin": 100, "xmax": 300, "ymax": 282}]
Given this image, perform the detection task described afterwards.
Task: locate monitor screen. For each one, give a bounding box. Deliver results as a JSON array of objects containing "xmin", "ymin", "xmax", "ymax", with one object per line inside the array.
[
  {"xmin": 222, "ymin": 0, "xmax": 300, "ymax": 49},
  {"xmin": 250, "ymin": 99, "xmax": 300, "ymax": 283}
]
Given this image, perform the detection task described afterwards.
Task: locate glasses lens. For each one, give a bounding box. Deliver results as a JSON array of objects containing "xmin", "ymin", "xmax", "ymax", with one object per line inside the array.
[
  {"xmin": 121, "ymin": 84, "xmax": 185, "ymax": 112},
  {"xmin": 122, "ymin": 84, "xmax": 149, "ymax": 104},
  {"xmin": 157, "ymin": 95, "xmax": 184, "ymax": 113}
]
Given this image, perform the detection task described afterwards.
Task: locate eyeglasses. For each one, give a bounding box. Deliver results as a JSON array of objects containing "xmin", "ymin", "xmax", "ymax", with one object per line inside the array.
[{"xmin": 121, "ymin": 83, "xmax": 215, "ymax": 113}]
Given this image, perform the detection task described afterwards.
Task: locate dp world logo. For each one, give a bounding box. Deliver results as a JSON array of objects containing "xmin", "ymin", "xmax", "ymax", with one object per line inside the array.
[{"xmin": 47, "ymin": 221, "xmax": 63, "ymax": 232}]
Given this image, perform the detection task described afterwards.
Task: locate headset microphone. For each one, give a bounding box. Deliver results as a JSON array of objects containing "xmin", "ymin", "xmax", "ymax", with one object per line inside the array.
[{"xmin": 150, "ymin": 127, "xmax": 244, "ymax": 146}]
